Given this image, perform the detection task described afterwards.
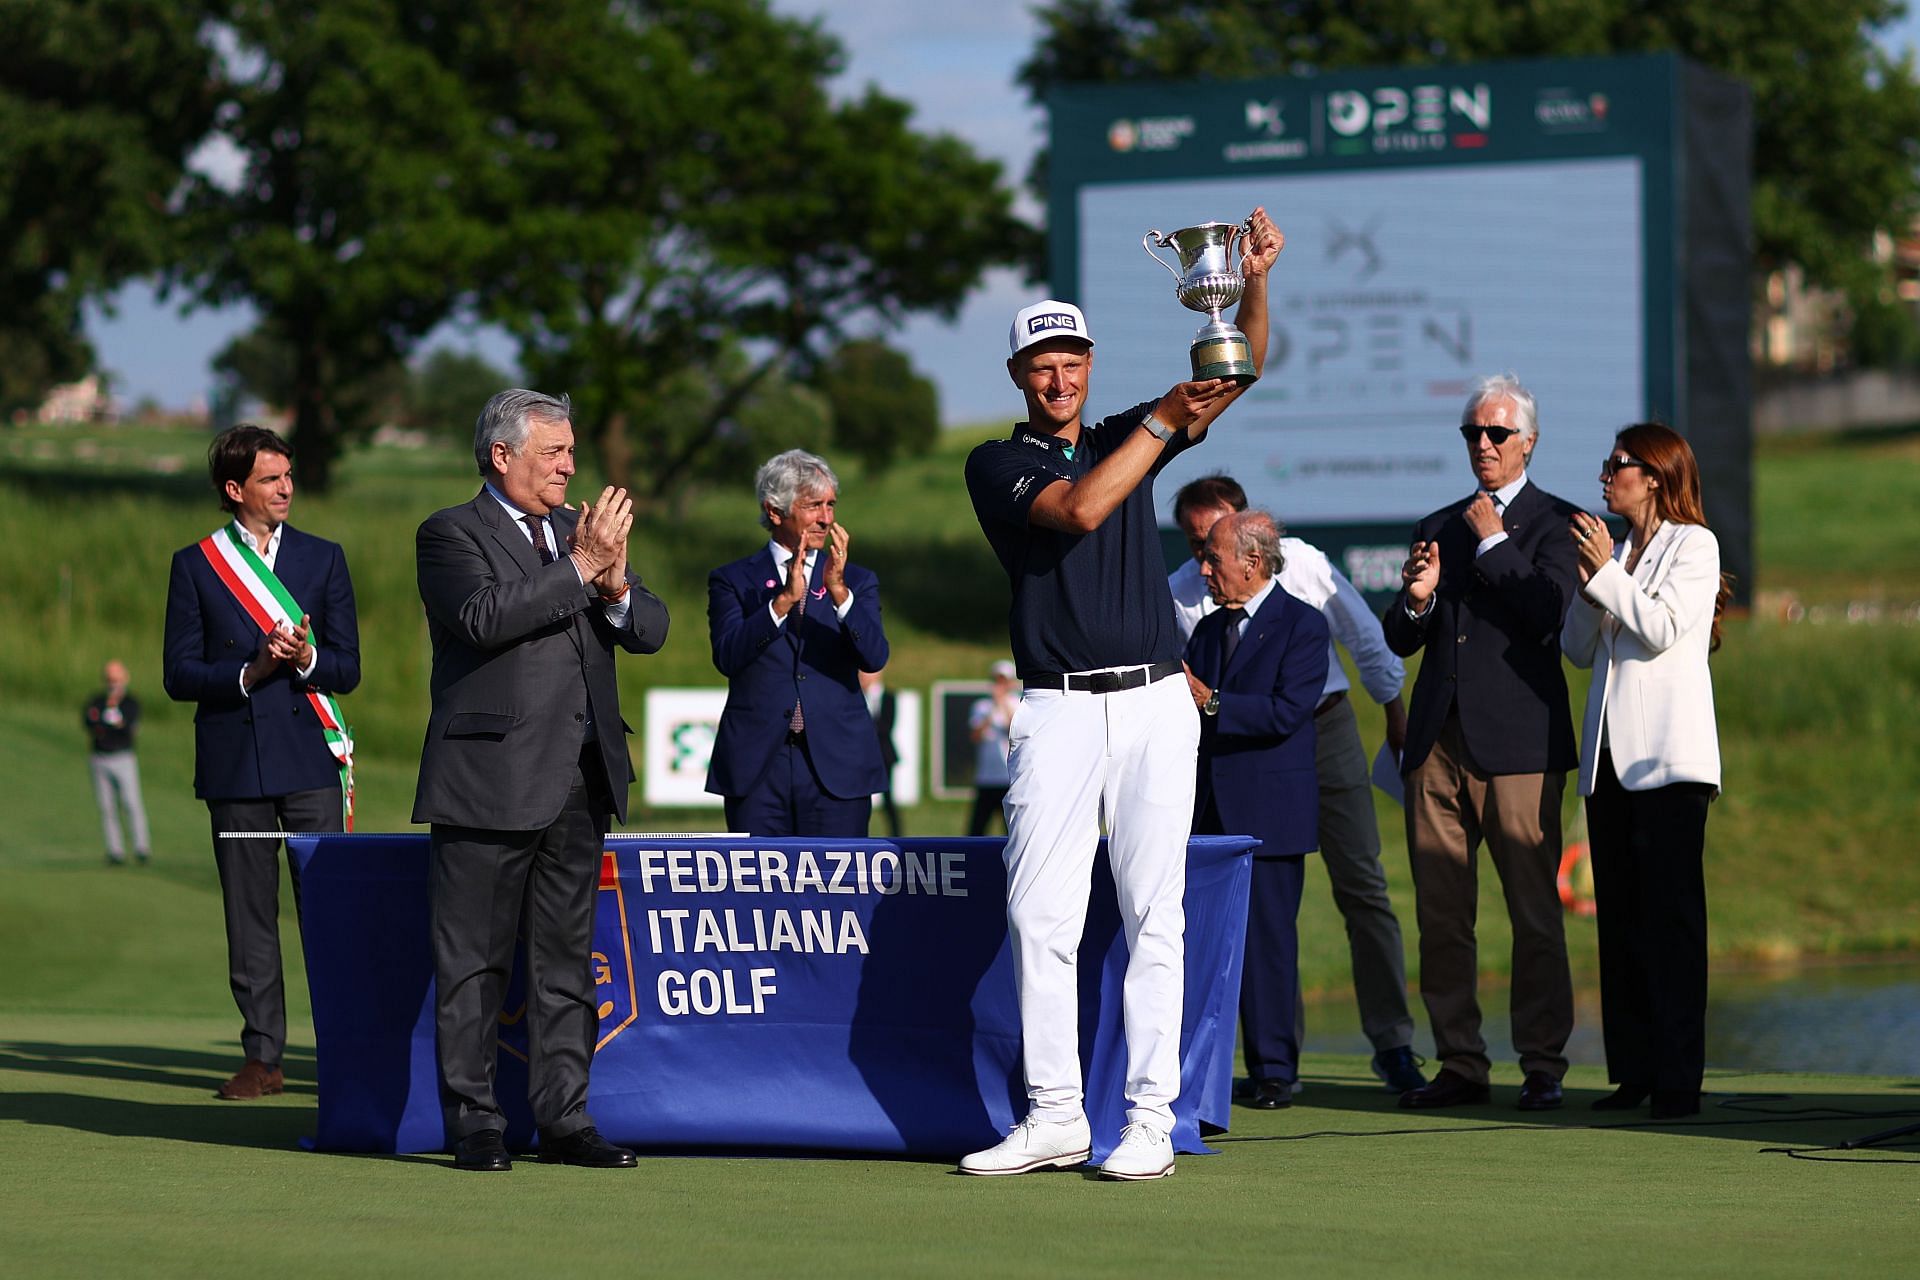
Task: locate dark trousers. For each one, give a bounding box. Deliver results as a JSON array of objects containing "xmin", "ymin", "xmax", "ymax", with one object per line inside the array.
[
  {"xmin": 875, "ymin": 789, "xmax": 903, "ymax": 840},
  {"xmin": 208, "ymin": 788, "xmax": 342, "ymax": 1066},
  {"xmin": 967, "ymin": 784, "xmax": 1009, "ymax": 837},
  {"xmin": 1586, "ymin": 751, "xmax": 1714, "ymax": 1096},
  {"xmin": 431, "ymin": 755, "xmax": 608, "ymax": 1142},
  {"xmin": 723, "ymin": 733, "xmax": 872, "ymax": 838},
  {"xmin": 1239, "ymin": 854, "xmax": 1308, "ymax": 1083}
]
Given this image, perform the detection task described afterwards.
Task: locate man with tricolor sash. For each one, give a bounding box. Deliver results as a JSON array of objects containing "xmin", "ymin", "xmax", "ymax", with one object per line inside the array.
[{"xmin": 163, "ymin": 424, "xmax": 360, "ymax": 1102}]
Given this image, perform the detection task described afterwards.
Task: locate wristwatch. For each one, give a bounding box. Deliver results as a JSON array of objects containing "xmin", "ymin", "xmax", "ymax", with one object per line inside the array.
[
  {"xmin": 1203, "ymin": 689, "xmax": 1220, "ymax": 717},
  {"xmin": 1141, "ymin": 413, "xmax": 1177, "ymax": 443}
]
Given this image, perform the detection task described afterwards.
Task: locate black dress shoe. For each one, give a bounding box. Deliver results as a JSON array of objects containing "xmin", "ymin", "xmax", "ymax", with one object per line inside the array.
[
  {"xmin": 1399, "ymin": 1068, "xmax": 1491, "ymax": 1109},
  {"xmin": 1517, "ymin": 1071, "xmax": 1564, "ymax": 1111},
  {"xmin": 538, "ymin": 1125, "xmax": 637, "ymax": 1168},
  {"xmin": 1590, "ymin": 1083, "xmax": 1651, "ymax": 1111},
  {"xmin": 1249, "ymin": 1079, "xmax": 1295, "ymax": 1110},
  {"xmin": 1650, "ymin": 1090, "xmax": 1701, "ymax": 1120},
  {"xmin": 453, "ymin": 1129, "xmax": 511, "ymax": 1172}
]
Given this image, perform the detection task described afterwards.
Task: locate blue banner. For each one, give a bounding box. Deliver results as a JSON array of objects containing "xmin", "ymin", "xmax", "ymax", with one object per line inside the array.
[{"xmin": 288, "ymin": 835, "xmax": 1255, "ymax": 1162}]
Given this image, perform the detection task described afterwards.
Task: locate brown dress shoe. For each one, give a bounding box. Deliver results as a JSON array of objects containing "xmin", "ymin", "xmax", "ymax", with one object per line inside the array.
[{"xmin": 217, "ymin": 1059, "xmax": 285, "ymax": 1100}]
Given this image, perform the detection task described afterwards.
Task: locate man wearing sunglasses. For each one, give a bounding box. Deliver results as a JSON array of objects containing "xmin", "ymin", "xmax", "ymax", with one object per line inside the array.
[{"xmin": 1383, "ymin": 373, "xmax": 1582, "ymax": 1113}]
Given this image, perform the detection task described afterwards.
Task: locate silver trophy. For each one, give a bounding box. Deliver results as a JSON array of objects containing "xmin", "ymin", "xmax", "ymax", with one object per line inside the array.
[{"xmin": 1143, "ymin": 219, "xmax": 1260, "ymax": 384}]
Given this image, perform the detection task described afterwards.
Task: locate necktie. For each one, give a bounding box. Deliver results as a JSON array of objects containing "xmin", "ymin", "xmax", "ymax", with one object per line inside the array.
[
  {"xmin": 1219, "ymin": 605, "xmax": 1247, "ymax": 670},
  {"xmin": 788, "ymin": 555, "xmax": 808, "ymax": 734},
  {"xmin": 522, "ymin": 515, "xmax": 553, "ymax": 565}
]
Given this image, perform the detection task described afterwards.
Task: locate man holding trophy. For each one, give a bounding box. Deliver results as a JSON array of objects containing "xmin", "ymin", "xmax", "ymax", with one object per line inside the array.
[{"xmin": 961, "ymin": 207, "xmax": 1282, "ymax": 1180}]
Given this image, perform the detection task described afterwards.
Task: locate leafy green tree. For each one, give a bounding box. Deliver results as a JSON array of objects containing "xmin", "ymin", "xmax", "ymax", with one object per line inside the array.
[
  {"xmin": 175, "ymin": 2, "xmax": 517, "ymax": 489},
  {"xmin": 815, "ymin": 339, "xmax": 940, "ymax": 474},
  {"xmin": 1021, "ymin": 0, "xmax": 1920, "ymax": 345},
  {"xmin": 405, "ymin": 347, "xmax": 513, "ymax": 439},
  {"xmin": 473, "ymin": 0, "xmax": 1029, "ymax": 500},
  {"xmin": 0, "ymin": 0, "xmax": 220, "ymax": 416},
  {"xmin": 209, "ymin": 322, "xmax": 407, "ymax": 439}
]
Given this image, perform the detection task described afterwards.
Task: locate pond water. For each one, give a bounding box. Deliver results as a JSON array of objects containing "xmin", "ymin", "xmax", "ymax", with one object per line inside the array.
[{"xmin": 1302, "ymin": 959, "xmax": 1920, "ymax": 1077}]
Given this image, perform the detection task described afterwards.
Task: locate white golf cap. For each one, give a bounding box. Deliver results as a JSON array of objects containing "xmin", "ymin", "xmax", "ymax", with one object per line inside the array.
[
  {"xmin": 990, "ymin": 660, "xmax": 1018, "ymax": 679},
  {"xmin": 1009, "ymin": 300, "xmax": 1094, "ymax": 359}
]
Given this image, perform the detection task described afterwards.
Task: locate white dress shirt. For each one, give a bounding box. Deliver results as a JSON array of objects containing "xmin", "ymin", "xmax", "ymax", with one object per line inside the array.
[
  {"xmin": 484, "ymin": 484, "xmax": 630, "ymax": 628},
  {"xmin": 234, "ymin": 521, "xmax": 319, "ymax": 695},
  {"xmin": 765, "ymin": 540, "xmax": 857, "ymax": 626}
]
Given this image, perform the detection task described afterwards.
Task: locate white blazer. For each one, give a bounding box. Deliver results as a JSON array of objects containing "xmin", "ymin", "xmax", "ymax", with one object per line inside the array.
[{"xmin": 1561, "ymin": 521, "xmax": 1722, "ymax": 796}]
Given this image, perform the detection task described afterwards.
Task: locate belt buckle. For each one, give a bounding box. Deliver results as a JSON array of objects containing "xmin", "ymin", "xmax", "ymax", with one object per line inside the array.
[{"xmin": 1086, "ymin": 670, "xmax": 1122, "ymax": 694}]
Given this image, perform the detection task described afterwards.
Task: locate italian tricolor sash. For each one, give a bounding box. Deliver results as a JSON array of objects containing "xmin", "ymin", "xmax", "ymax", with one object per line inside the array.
[{"xmin": 197, "ymin": 522, "xmax": 356, "ymax": 829}]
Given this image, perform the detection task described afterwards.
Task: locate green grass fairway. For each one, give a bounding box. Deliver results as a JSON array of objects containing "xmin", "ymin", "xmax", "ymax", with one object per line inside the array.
[{"xmin": 2, "ymin": 1011, "xmax": 1914, "ymax": 1278}]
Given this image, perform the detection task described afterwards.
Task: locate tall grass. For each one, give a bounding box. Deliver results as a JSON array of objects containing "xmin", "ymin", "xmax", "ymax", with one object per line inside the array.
[{"xmin": 4, "ymin": 420, "xmax": 1917, "ymax": 963}]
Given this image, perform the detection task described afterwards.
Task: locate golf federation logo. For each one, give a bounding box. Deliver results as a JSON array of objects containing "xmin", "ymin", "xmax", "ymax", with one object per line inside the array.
[
  {"xmin": 1107, "ymin": 114, "xmax": 1195, "ymax": 153},
  {"xmin": 495, "ymin": 851, "xmax": 639, "ymax": 1063},
  {"xmin": 1028, "ymin": 312, "xmax": 1080, "ymax": 337}
]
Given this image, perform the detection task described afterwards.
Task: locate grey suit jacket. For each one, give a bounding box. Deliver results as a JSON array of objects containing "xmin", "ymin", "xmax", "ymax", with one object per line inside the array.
[{"xmin": 412, "ymin": 489, "xmax": 669, "ymax": 829}]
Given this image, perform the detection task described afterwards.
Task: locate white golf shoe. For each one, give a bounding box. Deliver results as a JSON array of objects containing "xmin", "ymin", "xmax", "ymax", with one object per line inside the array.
[
  {"xmin": 1099, "ymin": 1122, "xmax": 1174, "ymax": 1181},
  {"xmin": 958, "ymin": 1113, "xmax": 1092, "ymax": 1175}
]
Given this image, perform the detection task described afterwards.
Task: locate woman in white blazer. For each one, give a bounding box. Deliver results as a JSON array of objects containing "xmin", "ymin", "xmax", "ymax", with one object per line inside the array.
[{"xmin": 1562, "ymin": 422, "xmax": 1729, "ymax": 1121}]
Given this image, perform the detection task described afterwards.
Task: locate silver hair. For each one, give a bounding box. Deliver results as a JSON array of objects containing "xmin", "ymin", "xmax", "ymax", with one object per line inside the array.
[
  {"xmin": 755, "ymin": 449, "xmax": 839, "ymax": 529},
  {"xmin": 1227, "ymin": 509, "xmax": 1287, "ymax": 578},
  {"xmin": 473, "ymin": 389, "xmax": 572, "ymax": 476},
  {"xmin": 1464, "ymin": 372, "xmax": 1538, "ymax": 439}
]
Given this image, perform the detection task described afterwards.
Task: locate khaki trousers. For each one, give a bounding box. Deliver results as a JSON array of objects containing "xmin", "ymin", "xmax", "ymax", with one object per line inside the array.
[{"xmin": 1405, "ymin": 713, "xmax": 1571, "ymax": 1083}]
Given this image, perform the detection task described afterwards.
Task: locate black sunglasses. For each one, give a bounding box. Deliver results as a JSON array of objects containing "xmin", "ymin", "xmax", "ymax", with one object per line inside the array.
[
  {"xmin": 1459, "ymin": 423, "xmax": 1521, "ymax": 445},
  {"xmin": 1600, "ymin": 455, "xmax": 1651, "ymax": 478}
]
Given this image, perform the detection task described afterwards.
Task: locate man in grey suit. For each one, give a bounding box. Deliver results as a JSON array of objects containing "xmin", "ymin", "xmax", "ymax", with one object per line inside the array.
[{"xmin": 414, "ymin": 389, "xmax": 670, "ymax": 1172}]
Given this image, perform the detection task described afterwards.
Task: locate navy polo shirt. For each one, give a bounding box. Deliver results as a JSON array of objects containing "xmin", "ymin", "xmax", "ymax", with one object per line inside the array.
[{"xmin": 965, "ymin": 400, "xmax": 1196, "ymax": 676}]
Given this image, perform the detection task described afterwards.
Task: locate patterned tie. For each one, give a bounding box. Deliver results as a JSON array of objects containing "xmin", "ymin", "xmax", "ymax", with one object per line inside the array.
[
  {"xmin": 788, "ymin": 555, "xmax": 808, "ymax": 734},
  {"xmin": 522, "ymin": 515, "xmax": 553, "ymax": 565},
  {"xmin": 1219, "ymin": 605, "xmax": 1247, "ymax": 670}
]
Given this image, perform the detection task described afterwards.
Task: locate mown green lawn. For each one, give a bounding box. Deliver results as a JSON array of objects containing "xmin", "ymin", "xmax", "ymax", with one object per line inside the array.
[{"xmin": 1, "ymin": 420, "xmax": 1915, "ymax": 1277}]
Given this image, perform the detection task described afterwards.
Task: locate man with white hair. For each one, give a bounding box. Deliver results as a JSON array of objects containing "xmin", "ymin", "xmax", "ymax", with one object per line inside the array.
[
  {"xmin": 706, "ymin": 449, "xmax": 890, "ymax": 837},
  {"xmin": 1384, "ymin": 373, "xmax": 1582, "ymax": 1113}
]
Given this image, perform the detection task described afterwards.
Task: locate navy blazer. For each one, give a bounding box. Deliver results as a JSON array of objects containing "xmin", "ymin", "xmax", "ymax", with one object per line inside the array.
[
  {"xmin": 1187, "ymin": 582, "xmax": 1328, "ymax": 859},
  {"xmin": 162, "ymin": 524, "xmax": 360, "ymax": 801},
  {"xmin": 1381, "ymin": 480, "xmax": 1581, "ymax": 776},
  {"xmin": 705, "ymin": 547, "xmax": 890, "ymax": 801}
]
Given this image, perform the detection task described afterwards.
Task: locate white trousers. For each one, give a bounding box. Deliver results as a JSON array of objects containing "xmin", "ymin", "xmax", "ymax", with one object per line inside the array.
[{"xmin": 1001, "ymin": 671, "xmax": 1200, "ymax": 1132}]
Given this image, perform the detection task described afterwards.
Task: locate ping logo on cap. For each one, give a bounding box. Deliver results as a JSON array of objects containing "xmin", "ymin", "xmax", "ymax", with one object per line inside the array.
[{"xmin": 1029, "ymin": 312, "xmax": 1079, "ymax": 334}]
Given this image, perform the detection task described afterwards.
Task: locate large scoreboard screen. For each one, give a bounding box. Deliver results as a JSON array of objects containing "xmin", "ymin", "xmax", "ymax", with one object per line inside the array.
[{"xmin": 1048, "ymin": 54, "xmax": 1750, "ymax": 596}]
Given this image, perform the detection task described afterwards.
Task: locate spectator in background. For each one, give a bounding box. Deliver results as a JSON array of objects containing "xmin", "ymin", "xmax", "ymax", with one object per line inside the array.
[
  {"xmin": 862, "ymin": 667, "xmax": 903, "ymax": 839},
  {"xmin": 1167, "ymin": 474, "xmax": 1427, "ymax": 1095},
  {"xmin": 967, "ymin": 660, "xmax": 1018, "ymax": 836},
  {"xmin": 1563, "ymin": 423, "xmax": 1726, "ymax": 1121},
  {"xmin": 83, "ymin": 659, "xmax": 152, "ymax": 867}
]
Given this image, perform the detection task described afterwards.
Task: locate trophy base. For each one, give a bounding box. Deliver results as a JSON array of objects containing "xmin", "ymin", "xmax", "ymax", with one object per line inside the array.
[{"xmin": 1190, "ymin": 328, "xmax": 1259, "ymax": 385}]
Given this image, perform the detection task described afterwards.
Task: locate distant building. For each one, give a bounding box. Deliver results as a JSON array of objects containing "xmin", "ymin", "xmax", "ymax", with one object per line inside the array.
[{"xmin": 35, "ymin": 376, "xmax": 118, "ymax": 424}]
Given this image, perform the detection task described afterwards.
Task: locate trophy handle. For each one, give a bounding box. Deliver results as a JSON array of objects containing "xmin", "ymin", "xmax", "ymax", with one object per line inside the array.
[
  {"xmin": 1236, "ymin": 215, "xmax": 1257, "ymax": 276},
  {"xmin": 1142, "ymin": 231, "xmax": 1183, "ymax": 282}
]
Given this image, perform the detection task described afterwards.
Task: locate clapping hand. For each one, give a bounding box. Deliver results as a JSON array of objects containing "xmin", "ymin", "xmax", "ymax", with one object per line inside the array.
[{"xmin": 1569, "ymin": 511, "xmax": 1614, "ymax": 581}]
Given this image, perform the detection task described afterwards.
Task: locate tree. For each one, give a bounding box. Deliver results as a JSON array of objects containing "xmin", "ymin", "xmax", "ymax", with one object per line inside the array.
[
  {"xmin": 0, "ymin": 0, "xmax": 221, "ymax": 416},
  {"xmin": 175, "ymin": 2, "xmax": 522, "ymax": 489},
  {"xmin": 405, "ymin": 347, "xmax": 513, "ymax": 440},
  {"xmin": 209, "ymin": 322, "xmax": 407, "ymax": 438},
  {"xmin": 1021, "ymin": 0, "xmax": 1920, "ymax": 345},
  {"xmin": 815, "ymin": 339, "xmax": 940, "ymax": 474},
  {"xmin": 473, "ymin": 0, "xmax": 1029, "ymax": 499}
]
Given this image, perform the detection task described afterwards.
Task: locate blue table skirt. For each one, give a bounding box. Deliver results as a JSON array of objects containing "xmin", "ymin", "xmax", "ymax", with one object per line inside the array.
[{"xmin": 288, "ymin": 835, "xmax": 1255, "ymax": 1161}]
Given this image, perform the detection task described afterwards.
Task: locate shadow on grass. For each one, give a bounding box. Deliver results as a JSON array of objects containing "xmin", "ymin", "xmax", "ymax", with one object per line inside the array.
[
  {"xmin": 0, "ymin": 1040, "xmax": 317, "ymax": 1097},
  {"xmin": 1208, "ymin": 1071, "xmax": 1920, "ymax": 1151},
  {"xmin": 0, "ymin": 1090, "xmax": 320, "ymax": 1150}
]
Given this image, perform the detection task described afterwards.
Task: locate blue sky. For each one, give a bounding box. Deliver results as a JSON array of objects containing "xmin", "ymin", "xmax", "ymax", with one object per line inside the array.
[{"xmin": 86, "ymin": 3, "xmax": 1920, "ymax": 425}]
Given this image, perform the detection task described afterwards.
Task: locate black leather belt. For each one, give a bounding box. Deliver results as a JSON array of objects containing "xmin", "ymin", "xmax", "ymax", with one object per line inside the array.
[
  {"xmin": 1024, "ymin": 661, "xmax": 1181, "ymax": 694},
  {"xmin": 1315, "ymin": 689, "xmax": 1347, "ymax": 716}
]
